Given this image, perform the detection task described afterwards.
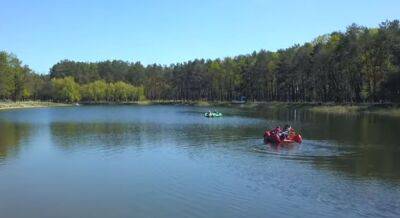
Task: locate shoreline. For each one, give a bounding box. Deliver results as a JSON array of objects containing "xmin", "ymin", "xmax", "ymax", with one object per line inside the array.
[
  {"xmin": 0, "ymin": 101, "xmax": 71, "ymax": 111},
  {"xmin": 237, "ymin": 101, "xmax": 400, "ymax": 117},
  {"xmin": 1, "ymin": 100, "xmax": 399, "ymax": 117},
  {"xmin": 80, "ymin": 100, "xmax": 400, "ymax": 116}
]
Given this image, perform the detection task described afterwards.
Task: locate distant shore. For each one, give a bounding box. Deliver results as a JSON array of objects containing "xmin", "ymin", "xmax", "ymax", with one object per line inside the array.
[
  {"xmin": 142, "ymin": 100, "xmax": 400, "ymax": 117},
  {"xmin": 236, "ymin": 101, "xmax": 400, "ymax": 117},
  {"xmin": 0, "ymin": 101, "xmax": 71, "ymax": 111},
  {"xmin": 80, "ymin": 100, "xmax": 400, "ymax": 116},
  {"xmin": 1, "ymin": 100, "xmax": 399, "ymax": 117}
]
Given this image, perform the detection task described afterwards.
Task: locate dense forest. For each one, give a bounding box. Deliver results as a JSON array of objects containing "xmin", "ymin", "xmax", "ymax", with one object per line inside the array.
[{"xmin": 1, "ymin": 20, "xmax": 399, "ymax": 103}]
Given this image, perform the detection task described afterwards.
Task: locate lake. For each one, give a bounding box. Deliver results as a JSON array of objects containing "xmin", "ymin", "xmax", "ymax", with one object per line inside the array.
[{"xmin": 0, "ymin": 105, "xmax": 399, "ymax": 218}]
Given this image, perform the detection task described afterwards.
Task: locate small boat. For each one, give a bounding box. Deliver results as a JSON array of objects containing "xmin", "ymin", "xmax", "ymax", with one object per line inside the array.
[
  {"xmin": 231, "ymin": 100, "xmax": 246, "ymax": 104},
  {"xmin": 232, "ymin": 96, "xmax": 247, "ymax": 104},
  {"xmin": 204, "ymin": 112, "xmax": 223, "ymax": 117},
  {"xmin": 263, "ymin": 129, "xmax": 302, "ymax": 144}
]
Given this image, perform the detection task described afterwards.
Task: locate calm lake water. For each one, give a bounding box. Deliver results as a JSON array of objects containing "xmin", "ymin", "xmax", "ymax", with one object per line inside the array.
[{"xmin": 0, "ymin": 105, "xmax": 399, "ymax": 218}]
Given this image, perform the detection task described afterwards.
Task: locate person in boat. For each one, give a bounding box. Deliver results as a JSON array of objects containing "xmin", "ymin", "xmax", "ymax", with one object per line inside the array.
[
  {"xmin": 272, "ymin": 126, "xmax": 281, "ymax": 135},
  {"xmin": 280, "ymin": 124, "xmax": 292, "ymax": 140}
]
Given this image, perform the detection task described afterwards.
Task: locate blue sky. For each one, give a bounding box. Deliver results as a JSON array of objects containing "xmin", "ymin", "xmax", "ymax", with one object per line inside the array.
[{"xmin": 1, "ymin": 0, "xmax": 399, "ymax": 73}]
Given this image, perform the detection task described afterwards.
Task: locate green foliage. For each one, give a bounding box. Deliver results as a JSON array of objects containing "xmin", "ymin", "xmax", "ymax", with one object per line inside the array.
[
  {"xmin": 50, "ymin": 60, "xmax": 99, "ymax": 84},
  {"xmin": 44, "ymin": 20, "xmax": 400, "ymax": 103},
  {"xmin": 0, "ymin": 51, "xmax": 34, "ymax": 101},
  {"xmin": 81, "ymin": 80, "xmax": 107, "ymax": 102},
  {"xmin": 80, "ymin": 80, "xmax": 145, "ymax": 102},
  {"xmin": 1, "ymin": 20, "xmax": 400, "ymax": 103},
  {"xmin": 0, "ymin": 52, "xmax": 14, "ymax": 98},
  {"xmin": 51, "ymin": 77, "xmax": 81, "ymax": 102}
]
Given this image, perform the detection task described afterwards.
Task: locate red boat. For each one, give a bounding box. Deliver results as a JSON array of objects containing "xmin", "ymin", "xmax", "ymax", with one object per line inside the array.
[{"xmin": 263, "ymin": 128, "xmax": 302, "ymax": 144}]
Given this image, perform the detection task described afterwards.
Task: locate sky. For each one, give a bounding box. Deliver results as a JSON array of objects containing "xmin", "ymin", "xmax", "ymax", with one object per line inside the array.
[{"xmin": 1, "ymin": 0, "xmax": 399, "ymax": 73}]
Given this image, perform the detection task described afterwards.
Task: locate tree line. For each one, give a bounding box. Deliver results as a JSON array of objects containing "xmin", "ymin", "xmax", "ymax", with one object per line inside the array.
[
  {"xmin": 1, "ymin": 20, "xmax": 399, "ymax": 103},
  {"xmin": 0, "ymin": 54, "xmax": 145, "ymax": 102}
]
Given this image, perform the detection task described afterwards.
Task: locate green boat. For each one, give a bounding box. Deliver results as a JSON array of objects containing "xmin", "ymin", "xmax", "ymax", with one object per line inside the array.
[{"xmin": 204, "ymin": 112, "xmax": 223, "ymax": 117}]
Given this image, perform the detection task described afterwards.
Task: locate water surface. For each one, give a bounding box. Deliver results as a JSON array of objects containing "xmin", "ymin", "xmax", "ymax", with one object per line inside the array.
[{"xmin": 0, "ymin": 105, "xmax": 399, "ymax": 218}]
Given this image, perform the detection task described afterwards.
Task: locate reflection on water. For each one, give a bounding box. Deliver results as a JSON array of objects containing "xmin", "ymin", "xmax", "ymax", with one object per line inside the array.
[
  {"xmin": 0, "ymin": 121, "xmax": 31, "ymax": 163},
  {"xmin": 50, "ymin": 122, "xmax": 147, "ymax": 151},
  {"xmin": 0, "ymin": 105, "xmax": 399, "ymax": 218},
  {"xmin": 245, "ymin": 108, "xmax": 400, "ymax": 180}
]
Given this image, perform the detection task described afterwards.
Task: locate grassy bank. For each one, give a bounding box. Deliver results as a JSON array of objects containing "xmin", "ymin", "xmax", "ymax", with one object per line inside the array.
[
  {"xmin": 307, "ymin": 104, "xmax": 400, "ymax": 117},
  {"xmin": 240, "ymin": 101, "xmax": 400, "ymax": 117},
  {"xmin": 0, "ymin": 101, "xmax": 71, "ymax": 110}
]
